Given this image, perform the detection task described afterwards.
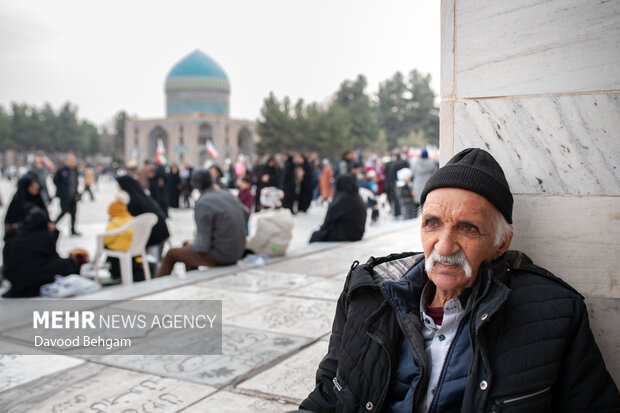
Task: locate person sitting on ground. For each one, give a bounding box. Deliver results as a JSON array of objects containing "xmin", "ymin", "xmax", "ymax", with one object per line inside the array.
[
  {"xmin": 2, "ymin": 207, "xmax": 85, "ymax": 298},
  {"xmin": 245, "ymin": 187, "xmax": 294, "ymax": 257},
  {"xmin": 155, "ymin": 168, "xmax": 247, "ymax": 277},
  {"xmin": 4, "ymin": 172, "xmax": 48, "ymax": 239},
  {"xmin": 300, "ymin": 148, "xmax": 620, "ymax": 412},
  {"xmin": 116, "ymin": 175, "xmax": 170, "ymax": 266},
  {"xmin": 309, "ymin": 174, "xmax": 367, "ymax": 243}
]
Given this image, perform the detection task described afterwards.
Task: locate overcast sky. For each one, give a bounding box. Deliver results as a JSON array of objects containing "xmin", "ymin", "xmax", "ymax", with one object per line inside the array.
[{"xmin": 0, "ymin": 0, "xmax": 440, "ymax": 129}]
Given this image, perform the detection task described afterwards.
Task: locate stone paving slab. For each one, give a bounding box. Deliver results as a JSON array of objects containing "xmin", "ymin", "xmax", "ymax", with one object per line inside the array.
[
  {"xmin": 204, "ymin": 269, "xmax": 312, "ymax": 294},
  {"xmin": 136, "ymin": 285, "xmax": 275, "ymax": 319},
  {"xmin": 264, "ymin": 249, "xmax": 360, "ymax": 278},
  {"xmin": 283, "ymin": 275, "xmax": 346, "ymax": 301},
  {"xmin": 226, "ymin": 296, "xmax": 337, "ymax": 338},
  {"xmin": 0, "ymin": 349, "xmax": 84, "ymax": 393},
  {"xmin": 80, "ymin": 325, "xmax": 311, "ymax": 388},
  {"xmin": 181, "ymin": 390, "xmax": 297, "ymax": 412},
  {"xmin": 236, "ymin": 340, "xmax": 329, "ymax": 403},
  {"xmin": 0, "ymin": 362, "xmax": 216, "ymax": 413}
]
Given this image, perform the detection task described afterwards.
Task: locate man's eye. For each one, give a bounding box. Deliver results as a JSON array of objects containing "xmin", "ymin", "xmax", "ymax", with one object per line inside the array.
[
  {"xmin": 462, "ymin": 224, "xmax": 479, "ymax": 233},
  {"xmin": 424, "ymin": 219, "xmax": 438, "ymax": 228}
]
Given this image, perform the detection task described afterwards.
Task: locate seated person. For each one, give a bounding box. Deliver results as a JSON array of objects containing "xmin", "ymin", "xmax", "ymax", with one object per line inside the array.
[
  {"xmin": 245, "ymin": 187, "xmax": 294, "ymax": 257},
  {"xmin": 102, "ymin": 191, "xmax": 146, "ymax": 282},
  {"xmin": 155, "ymin": 168, "xmax": 247, "ymax": 276},
  {"xmin": 2, "ymin": 207, "xmax": 82, "ymax": 297},
  {"xmin": 4, "ymin": 173, "xmax": 47, "ymax": 238},
  {"xmin": 116, "ymin": 175, "xmax": 170, "ymax": 266},
  {"xmin": 309, "ymin": 174, "xmax": 367, "ymax": 243}
]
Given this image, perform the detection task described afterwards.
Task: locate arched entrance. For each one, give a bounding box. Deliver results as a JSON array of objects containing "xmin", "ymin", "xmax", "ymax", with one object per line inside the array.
[
  {"xmin": 148, "ymin": 126, "xmax": 168, "ymax": 160},
  {"xmin": 198, "ymin": 122, "xmax": 213, "ymax": 166},
  {"xmin": 237, "ymin": 127, "xmax": 253, "ymax": 162}
]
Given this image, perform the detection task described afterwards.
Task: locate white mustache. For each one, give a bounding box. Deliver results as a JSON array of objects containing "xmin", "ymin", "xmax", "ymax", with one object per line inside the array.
[{"xmin": 425, "ymin": 248, "xmax": 473, "ymax": 279}]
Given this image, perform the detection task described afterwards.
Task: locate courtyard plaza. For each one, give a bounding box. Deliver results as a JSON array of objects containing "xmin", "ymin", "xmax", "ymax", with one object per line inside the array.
[{"xmin": 0, "ymin": 176, "xmax": 421, "ymax": 412}]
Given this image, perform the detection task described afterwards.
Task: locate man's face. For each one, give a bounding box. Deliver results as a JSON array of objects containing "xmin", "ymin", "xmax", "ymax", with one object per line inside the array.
[
  {"xmin": 421, "ymin": 188, "xmax": 507, "ymax": 298},
  {"xmin": 66, "ymin": 155, "xmax": 76, "ymax": 168}
]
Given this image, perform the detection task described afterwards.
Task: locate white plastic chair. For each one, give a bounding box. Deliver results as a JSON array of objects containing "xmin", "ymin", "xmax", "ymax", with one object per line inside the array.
[{"xmin": 94, "ymin": 213, "xmax": 158, "ymax": 286}]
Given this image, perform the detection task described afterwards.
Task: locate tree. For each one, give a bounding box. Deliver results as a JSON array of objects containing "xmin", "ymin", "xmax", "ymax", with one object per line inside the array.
[
  {"xmin": 0, "ymin": 106, "xmax": 11, "ymax": 149},
  {"xmin": 377, "ymin": 70, "xmax": 439, "ymax": 149},
  {"xmin": 335, "ymin": 74, "xmax": 378, "ymax": 149},
  {"xmin": 114, "ymin": 110, "xmax": 128, "ymax": 147},
  {"xmin": 256, "ymin": 93, "xmax": 295, "ymax": 155}
]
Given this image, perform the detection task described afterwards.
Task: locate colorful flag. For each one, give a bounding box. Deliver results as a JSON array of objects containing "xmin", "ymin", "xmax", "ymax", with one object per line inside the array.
[
  {"xmin": 155, "ymin": 138, "xmax": 168, "ymax": 165},
  {"xmin": 206, "ymin": 139, "xmax": 219, "ymax": 158}
]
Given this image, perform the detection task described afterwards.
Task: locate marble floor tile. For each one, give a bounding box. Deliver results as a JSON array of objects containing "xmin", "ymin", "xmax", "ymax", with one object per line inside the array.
[
  {"xmin": 0, "ymin": 362, "xmax": 216, "ymax": 413},
  {"xmin": 226, "ymin": 296, "xmax": 337, "ymax": 338},
  {"xmin": 237, "ymin": 340, "xmax": 329, "ymax": 402},
  {"xmin": 202, "ymin": 269, "xmax": 311, "ymax": 294},
  {"xmin": 0, "ymin": 347, "xmax": 84, "ymax": 393},
  {"xmin": 183, "ymin": 390, "xmax": 298, "ymax": 412},
  {"xmin": 284, "ymin": 276, "xmax": 346, "ymax": 301},
  {"xmin": 137, "ymin": 285, "xmax": 274, "ymax": 319},
  {"xmin": 81, "ymin": 325, "xmax": 310, "ymax": 388}
]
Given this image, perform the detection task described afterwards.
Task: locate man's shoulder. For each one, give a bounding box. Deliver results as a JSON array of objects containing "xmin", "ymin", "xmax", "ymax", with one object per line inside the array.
[
  {"xmin": 500, "ymin": 250, "xmax": 583, "ymax": 300},
  {"xmin": 346, "ymin": 252, "xmax": 423, "ymax": 290}
]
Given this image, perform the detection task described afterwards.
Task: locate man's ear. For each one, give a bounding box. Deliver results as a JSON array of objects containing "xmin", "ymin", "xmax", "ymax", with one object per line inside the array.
[{"xmin": 493, "ymin": 229, "xmax": 513, "ymax": 260}]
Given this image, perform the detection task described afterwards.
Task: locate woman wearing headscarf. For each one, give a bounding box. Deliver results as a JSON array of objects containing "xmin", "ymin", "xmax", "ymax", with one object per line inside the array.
[
  {"xmin": 309, "ymin": 174, "xmax": 367, "ymax": 242},
  {"xmin": 297, "ymin": 155, "xmax": 314, "ymax": 213},
  {"xmin": 116, "ymin": 175, "xmax": 170, "ymax": 261},
  {"xmin": 2, "ymin": 207, "xmax": 78, "ymax": 297},
  {"xmin": 4, "ymin": 173, "xmax": 48, "ymax": 237},
  {"xmin": 254, "ymin": 156, "xmax": 282, "ymax": 212}
]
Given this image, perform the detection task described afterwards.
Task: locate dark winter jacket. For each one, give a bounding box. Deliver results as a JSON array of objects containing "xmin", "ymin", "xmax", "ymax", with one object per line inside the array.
[
  {"xmin": 192, "ymin": 188, "xmax": 247, "ymax": 264},
  {"xmin": 53, "ymin": 165, "xmax": 79, "ymax": 206},
  {"xmin": 300, "ymin": 251, "xmax": 620, "ymax": 412},
  {"xmin": 310, "ymin": 174, "xmax": 366, "ymax": 243}
]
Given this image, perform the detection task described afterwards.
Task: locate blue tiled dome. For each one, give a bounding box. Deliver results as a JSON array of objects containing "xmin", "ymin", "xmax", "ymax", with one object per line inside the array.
[
  {"xmin": 166, "ymin": 50, "xmax": 229, "ymax": 80},
  {"xmin": 165, "ymin": 50, "xmax": 230, "ymax": 117}
]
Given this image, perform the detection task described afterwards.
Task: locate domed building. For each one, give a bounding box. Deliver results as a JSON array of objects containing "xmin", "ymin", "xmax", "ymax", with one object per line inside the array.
[{"xmin": 125, "ymin": 50, "xmax": 256, "ymax": 167}]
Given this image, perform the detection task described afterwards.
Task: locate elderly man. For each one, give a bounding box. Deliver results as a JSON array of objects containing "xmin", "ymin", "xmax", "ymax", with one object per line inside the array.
[
  {"xmin": 300, "ymin": 148, "xmax": 619, "ymax": 412},
  {"xmin": 155, "ymin": 168, "xmax": 246, "ymax": 277}
]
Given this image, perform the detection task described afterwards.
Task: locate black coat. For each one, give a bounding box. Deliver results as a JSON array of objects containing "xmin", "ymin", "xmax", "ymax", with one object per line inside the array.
[
  {"xmin": 298, "ymin": 157, "xmax": 314, "ymax": 213},
  {"xmin": 309, "ymin": 174, "xmax": 366, "ymax": 242},
  {"xmin": 281, "ymin": 156, "xmax": 297, "ymax": 212},
  {"xmin": 4, "ymin": 173, "xmax": 47, "ymax": 232},
  {"xmin": 117, "ymin": 176, "xmax": 170, "ymax": 247},
  {"xmin": 2, "ymin": 207, "xmax": 76, "ymax": 297},
  {"xmin": 53, "ymin": 165, "xmax": 79, "ymax": 206},
  {"xmin": 300, "ymin": 251, "xmax": 620, "ymax": 412}
]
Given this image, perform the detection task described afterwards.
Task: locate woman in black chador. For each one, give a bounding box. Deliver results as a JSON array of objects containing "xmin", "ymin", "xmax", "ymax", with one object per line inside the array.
[
  {"xmin": 4, "ymin": 173, "xmax": 48, "ymax": 238},
  {"xmin": 297, "ymin": 155, "xmax": 314, "ymax": 213},
  {"xmin": 309, "ymin": 174, "xmax": 367, "ymax": 242},
  {"xmin": 2, "ymin": 207, "xmax": 77, "ymax": 297},
  {"xmin": 116, "ymin": 175, "xmax": 170, "ymax": 256}
]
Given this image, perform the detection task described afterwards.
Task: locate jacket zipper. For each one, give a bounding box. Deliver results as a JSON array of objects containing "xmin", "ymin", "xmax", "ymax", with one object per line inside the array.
[
  {"xmin": 493, "ymin": 387, "xmax": 551, "ymax": 412},
  {"xmin": 428, "ymin": 321, "xmax": 466, "ymax": 413},
  {"xmin": 333, "ymin": 377, "xmax": 343, "ymax": 392},
  {"xmin": 367, "ymin": 331, "xmax": 392, "ymax": 409}
]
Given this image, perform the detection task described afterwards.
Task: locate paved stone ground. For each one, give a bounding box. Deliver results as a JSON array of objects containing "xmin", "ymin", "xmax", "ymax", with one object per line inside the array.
[{"xmin": 0, "ymin": 177, "xmax": 422, "ymax": 412}]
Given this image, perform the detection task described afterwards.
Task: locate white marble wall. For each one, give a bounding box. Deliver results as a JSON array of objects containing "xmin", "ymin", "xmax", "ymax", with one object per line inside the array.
[{"xmin": 441, "ymin": 0, "xmax": 620, "ymax": 384}]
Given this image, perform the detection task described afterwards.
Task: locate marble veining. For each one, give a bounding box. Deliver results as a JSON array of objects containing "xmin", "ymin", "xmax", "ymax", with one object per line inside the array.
[
  {"xmin": 455, "ymin": 0, "xmax": 620, "ymax": 97},
  {"xmin": 454, "ymin": 94, "xmax": 620, "ymax": 195}
]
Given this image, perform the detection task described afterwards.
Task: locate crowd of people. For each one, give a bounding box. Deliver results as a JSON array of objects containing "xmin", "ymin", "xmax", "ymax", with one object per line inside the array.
[{"xmin": 0, "ymin": 148, "xmax": 438, "ymax": 297}]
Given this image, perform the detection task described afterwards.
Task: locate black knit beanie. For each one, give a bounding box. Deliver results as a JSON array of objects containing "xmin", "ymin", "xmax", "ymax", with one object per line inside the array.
[{"xmin": 420, "ymin": 148, "xmax": 513, "ymax": 224}]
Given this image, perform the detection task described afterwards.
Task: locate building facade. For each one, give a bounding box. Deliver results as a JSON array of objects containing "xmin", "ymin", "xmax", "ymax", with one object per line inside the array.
[{"xmin": 125, "ymin": 50, "xmax": 256, "ymax": 166}]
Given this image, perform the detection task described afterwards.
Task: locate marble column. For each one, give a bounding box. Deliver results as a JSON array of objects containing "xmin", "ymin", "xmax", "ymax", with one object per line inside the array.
[{"xmin": 441, "ymin": 0, "xmax": 620, "ymax": 382}]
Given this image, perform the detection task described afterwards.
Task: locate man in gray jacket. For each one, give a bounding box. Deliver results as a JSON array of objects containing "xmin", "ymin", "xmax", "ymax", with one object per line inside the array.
[{"xmin": 155, "ymin": 168, "xmax": 246, "ymax": 277}]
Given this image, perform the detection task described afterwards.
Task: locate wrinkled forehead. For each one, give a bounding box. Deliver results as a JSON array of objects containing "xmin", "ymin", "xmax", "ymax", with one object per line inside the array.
[{"xmin": 422, "ymin": 187, "xmax": 498, "ymax": 223}]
